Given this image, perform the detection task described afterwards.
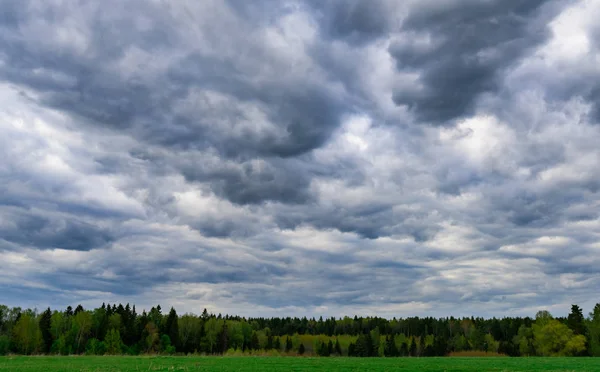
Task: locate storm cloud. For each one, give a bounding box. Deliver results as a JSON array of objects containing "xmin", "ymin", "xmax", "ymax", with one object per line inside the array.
[{"xmin": 1, "ymin": 0, "xmax": 599, "ymax": 318}]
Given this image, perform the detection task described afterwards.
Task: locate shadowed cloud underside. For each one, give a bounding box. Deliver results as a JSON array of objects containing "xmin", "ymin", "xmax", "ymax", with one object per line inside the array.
[{"xmin": 1, "ymin": 0, "xmax": 600, "ymax": 317}]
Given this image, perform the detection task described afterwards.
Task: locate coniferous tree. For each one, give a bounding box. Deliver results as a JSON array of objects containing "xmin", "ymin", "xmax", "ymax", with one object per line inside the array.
[
  {"xmin": 298, "ymin": 343, "xmax": 305, "ymax": 355},
  {"xmin": 165, "ymin": 307, "xmax": 179, "ymax": 350},
  {"xmin": 588, "ymin": 303, "xmax": 600, "ymax": 356},
  {"xmin": 39, "ymin": 308, "xmax": 53, "ymax": 353},
  {"xmin": 348, "ymin": 342, "xmax": 356, "ymax": 356},
  {"xmin": 384, "ymin": 334, "xmax": 398, "ymax": 357},
  {"xmin": 266, "ymin": 330, "xmax": 273, "ymax": 350},
  {"xmin": 273, "ymin": 336, "xmax": 281, "ymax": 351},
  {"xmin": 335, "ymin": 338, "xmax": 342, "ymax": 356},
  {"xmin": 217, "ymin": 323, "xmax": 228, "ymax": 354},
  {"xmin": 567, "ymin": 305, "xmax": 586, "ymax": 335},
  {"xmin": 285, "ymin": 336, "xmax": 293, "ymax": 352},
  {"xmin": 74, "ymin": 305, "xmax": 84, "ymax": 315},
  {"xmin": 250, "ymin": 331, "xmax": 260, "ymax": 350},
  {"xmin": 409, "ymin": 338, "xmax": 417, "ymax": 357}
]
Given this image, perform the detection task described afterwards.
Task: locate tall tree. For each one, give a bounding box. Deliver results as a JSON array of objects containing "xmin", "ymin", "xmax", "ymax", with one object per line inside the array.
[
  {"xmin": 384, "ymin": 334, "xmax": 398, "ymax": 357},
  {"xmin": 165, "ymin": 307, "xmax": 179, "ymax": 351},
  {"xmin": 409, "ymin": 338, "xmax": 417, "ymax": 357},
  {"xmin": 39, "ymin": 308, "xmax": 53, "ymax": 353},
  {"xmin": 588, "ymin": 303, "xmax": 600, "ymax": 356},
  {"xmin": 335, "ymin": 338, "xmax": 342, "ymax": 356},
  {"xmin": 567, "ymin": 305, "xmax": 586, "ymax": 335}
]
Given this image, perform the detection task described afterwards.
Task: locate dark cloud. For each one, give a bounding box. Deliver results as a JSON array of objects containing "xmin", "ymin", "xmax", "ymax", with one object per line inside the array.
[
  {"xmin": 308, "ymin": 0, "xmax": 396, "ymax": 45},
  {"xmin": 1, "ymin": 0, "xmax": 600, "ymax": 318},
  {"xmin": 0, "ymin": 212, "xmax": 113, "ymax": 251},
  {"xmin": 389, "ymin": 0, "xmax": 556, "ymax": 124}
]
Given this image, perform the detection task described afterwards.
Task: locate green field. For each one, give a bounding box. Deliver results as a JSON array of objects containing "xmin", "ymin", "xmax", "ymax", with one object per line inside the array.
[{"xmin": 1, "ymin": 356, "xmax": 600, "ymax": 372}]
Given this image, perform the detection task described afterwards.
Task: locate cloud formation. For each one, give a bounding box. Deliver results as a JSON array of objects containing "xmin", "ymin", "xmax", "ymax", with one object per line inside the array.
[{"xmin": 1, "ymin": 0, "xmax": 599, "ymax": 318}]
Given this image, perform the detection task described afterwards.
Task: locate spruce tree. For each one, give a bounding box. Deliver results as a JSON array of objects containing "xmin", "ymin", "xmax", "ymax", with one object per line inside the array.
[
  {"xmin": 274, "ymin": 337, "xmax": 281, "ymax": 351},
  {"xmin": 335, "ymin": 338, "xmax": 342, "ymax": 356},
  {"xmin": 39, "ymin": 308, "xmax": 53, "ymax": 353},
  {"xmin": 348, "ymin": 342, "xmax": 356, "ymax": 357},
  {"xmin": 384, "ymin": 335, "xmax": 398, "ymax": 357},
  {"xmin": 165, "ymin": 307, "xmax": 179, "ymax": 350},
  {"xmin": 250, "ymin": 332, "xmax": 260, "ymax": 350},
  {"xmin": 409, "ymin": 338, "xmax": 417, "ymax": 357},
  {"xmin": 567, "ymin": 304, "xmax": 586, "ymax": 335}
]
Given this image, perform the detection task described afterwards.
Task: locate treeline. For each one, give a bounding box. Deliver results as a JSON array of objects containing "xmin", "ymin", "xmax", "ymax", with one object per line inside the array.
[{"xmin": 1, "ymin": 303, "xmax": 599, "ymax": 357}]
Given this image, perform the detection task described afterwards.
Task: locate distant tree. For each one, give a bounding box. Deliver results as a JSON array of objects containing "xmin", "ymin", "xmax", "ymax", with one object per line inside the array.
[
  {"xmin": 567, "ymin": 305, "xmax": 586, "ymax": 335},
  {"xmin": 335, "ymin": 338, "xmax": 342, "ymax": 356},
  {"xmin": 533, "ymin": 312, "xmax": 586, "ymax": 356},
  {"xmin": 143, "ymin": 321, "xmax": 160, "ymax": 353},
  {"xmin": 384, "ymin": 335, "xmax": 398, "ymax": 357},
  {"xmin": 72, "ymin": 310, "xmax": 92, "ymax": 353},
  {"xmin": 409, "ymin": 338, "xmax": 417, "ymax": 357},
  {"xmin": 165, "ymin": 307, "xmax": 179, "ymax": 350},
  {"xmin": 419, "ymin": 335, "xmax": 425, "ymax": 356},
  {"xmin": 12, "ymin": 313, "xmax": 42, "ymax": 354},
  {"xmin": 39, "ymin": 308, "xmax": 53, "ymax": 353},
  {"xmin": 85, "ymin": 338, "xmax": 105, "ymax": 355},
  {"xmin": 250, "ymin": 331, "xmax": 260, "ymax": 350},
  {"xmin": 266, "ymin": 329, "xmax": 273, "ymax": 350},
  {"xmin": 74, "ymin": 305, "xmax": 84, "ymax": 315},
  {"xmin": 348, "ymin": 342, "xmax": 356, "ymax": 356},
  {"xmin": 105, "ymin": 329, "xmax": 123, "ymax": 354},
  {"xmin": 588, "ymin": 303, "xmax": 600, "ymax": 356},
  {"xmin": 513, "ymin": 325, "xmax": 535, "ymax": 356},
  {"xmin": 399, "ymin": 340, "xmax": 408, "ymax": 356},
  {"xmin": 160, "ymin": 334, "xmax": 175, "ymax": 354},
  {"xmin": 217, "ymin": 323, "xmax": 228, "ymax": 354},
  {"xmin": 273, "ymin": 336, "xmax": 281, "ymax": 351},
  {"xmin": 285, "ymin": 336, "xmax": 293, "ymax": 352}
]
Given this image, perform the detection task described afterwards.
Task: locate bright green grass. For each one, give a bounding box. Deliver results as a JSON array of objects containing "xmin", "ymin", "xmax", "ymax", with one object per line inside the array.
[{"xmin": 1, "ymin": 356, "xmax": 598, "ymax": 372}]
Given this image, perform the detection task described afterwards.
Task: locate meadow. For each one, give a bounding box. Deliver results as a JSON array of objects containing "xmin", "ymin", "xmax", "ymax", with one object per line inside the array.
[{"xmin": 1, "ymin": 356, "xmax": 600, "ymax": 372}]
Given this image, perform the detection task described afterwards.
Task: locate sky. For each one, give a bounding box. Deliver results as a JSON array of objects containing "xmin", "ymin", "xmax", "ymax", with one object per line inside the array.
[{"xmin": 1, "ymin": 0, "xmax": 599, "ymax": 319}]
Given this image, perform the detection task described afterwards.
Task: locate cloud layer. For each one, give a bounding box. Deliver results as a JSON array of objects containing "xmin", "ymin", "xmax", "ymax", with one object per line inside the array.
[{"xmin": 1, "ymin": 0, "xmax": 599, "ymax": 317}]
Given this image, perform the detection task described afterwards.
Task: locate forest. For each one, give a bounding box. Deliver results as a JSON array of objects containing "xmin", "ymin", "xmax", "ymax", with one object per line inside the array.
[{"xmin": 1, "ymin": 303, "xmax": 598, "ymax": 357}]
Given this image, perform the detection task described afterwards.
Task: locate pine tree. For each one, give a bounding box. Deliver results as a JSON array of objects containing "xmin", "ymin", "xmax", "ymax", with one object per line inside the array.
[
  {"xmin": 250, "ymin": 332, "xmax": 260, "ymax": 350},
  {"xmin": 335, "ymin": 338, "xmax": 342, "ymax": 356},
  {"xmin": 400, "ymin": 341, "xmax": 408, "ymax": 356},
  {"xmin": 165, "ymin": 307, "xmax": 179, "ymax": 351},
  {"xmin": 217, "ymin": 323, "xmax": 228, "ymax": 354},
  {"xmin": 285, "ymin": 336, "xmax": 293, "ymax": 352},
  {"xmin": 384, "ymin": 335, "xmax": 398, "ymax": 357},
  {"xmin": 348, "ymin": 342, "xmax": 356, "ymax": 357},
  {"xmin": 567, "ymin": 304, "xmax": 585, "ymax": 335},
  {"xmin": 419, "ymin": 335, "xmax": 426, "ymax": 356},
  {"xmin": 39, "ymin": 308, "xmax": 53, "ymax": 353},
  {"xmin": 409, "ymin": 338, "xmax": 417, "ymax": 357}
]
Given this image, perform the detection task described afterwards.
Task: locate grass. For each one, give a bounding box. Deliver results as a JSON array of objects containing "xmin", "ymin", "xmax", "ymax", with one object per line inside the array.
[{"xmin": 1, "ymin": 356, "xmax": 599, "ymax": 371}]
